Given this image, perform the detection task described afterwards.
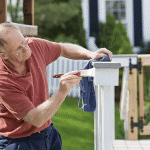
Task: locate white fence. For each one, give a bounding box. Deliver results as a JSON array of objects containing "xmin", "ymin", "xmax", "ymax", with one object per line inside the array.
[
  {"xmin": 46, "ymin": 56, "xmax": 88, "ymax": 97},
  {"xmin": 46, "ymin": 55, "xmax": 138, "ymax": 98}
]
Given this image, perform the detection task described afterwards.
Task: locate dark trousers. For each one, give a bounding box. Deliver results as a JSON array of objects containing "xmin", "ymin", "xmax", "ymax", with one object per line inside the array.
[{"xmin": 0, "ymin": 123, "xmax": 62, "ymax": 150}]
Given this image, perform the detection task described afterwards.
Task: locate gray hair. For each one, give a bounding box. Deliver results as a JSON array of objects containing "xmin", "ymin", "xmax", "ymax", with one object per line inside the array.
[{"xmin": 0, "ymin": 22, "xmax": 20, "ymax": 53}]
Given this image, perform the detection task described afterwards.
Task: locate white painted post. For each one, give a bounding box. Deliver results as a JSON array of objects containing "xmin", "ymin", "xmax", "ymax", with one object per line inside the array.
[{"xmin": 92, "ymin": 62, "xmax": 121, "ymax": 150}]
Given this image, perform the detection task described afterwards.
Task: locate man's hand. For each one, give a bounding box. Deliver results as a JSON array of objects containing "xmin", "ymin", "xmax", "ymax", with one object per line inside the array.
[
  {"xmin": 59, "ymin": 71, "xmax": 81, "ymax": 94},
  {"xmin": 91, "ymin": 48, "xmax": 113, "ymax": 61}
]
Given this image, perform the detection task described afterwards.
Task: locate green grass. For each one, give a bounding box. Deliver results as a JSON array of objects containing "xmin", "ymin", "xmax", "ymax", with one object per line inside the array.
[{"xmin": 52, "ymin": 97, "xmax": 125, "ymax": 150}]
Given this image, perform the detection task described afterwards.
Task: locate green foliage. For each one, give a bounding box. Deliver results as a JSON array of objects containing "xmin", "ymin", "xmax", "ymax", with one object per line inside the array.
[
  {"xmin": 34, "ymin": 0, "xmax": 86, "ymax": 48},
  {"xmin": 138, "ymin": 44, "xmax": 150, "ymax": 128},
  {"xmin": 7, "ymin": 0, "xmax": 23, "ymax": 23},
  {"xmin": 139, "ymin": 41, "xmax": 150, "ymax": 54},
  {"xmin": 96, "ymin": 13, "xmax": 116, "ymax": 49},
  {"xmin": 52, "ymin": 96, "xmax": 125, "ymax": 150},
  {"xmin": 95, "ymin": 13, "xmax": 133, "ymax": 54},
  {"xmin": 94, "ymin": 14, "xmax": 133, "ymax": 103}
]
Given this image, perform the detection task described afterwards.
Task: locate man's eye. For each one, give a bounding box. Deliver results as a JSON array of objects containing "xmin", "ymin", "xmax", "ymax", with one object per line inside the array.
[{"xmin": 18, "ymin": 49, "xmax": 22, "ymax": 54}]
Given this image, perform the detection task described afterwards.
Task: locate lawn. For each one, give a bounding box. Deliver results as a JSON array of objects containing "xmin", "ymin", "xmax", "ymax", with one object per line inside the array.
[{"xmin": 52, "ymin": 96, "xmax": 125, "ymax": 150}]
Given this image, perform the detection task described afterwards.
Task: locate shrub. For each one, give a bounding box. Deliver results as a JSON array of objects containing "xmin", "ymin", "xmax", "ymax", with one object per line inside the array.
[
  {"xmin": 35, "ymin": 0, "xmax": 86, "ymax": 48},
  {"xmin": 95, "ymin": 13, "xmax": 133, "ymax": 55}
]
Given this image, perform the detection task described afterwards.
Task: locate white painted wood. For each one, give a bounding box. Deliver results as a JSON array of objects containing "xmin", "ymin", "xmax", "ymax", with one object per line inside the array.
[
  {"xmin": 95, "ymin": 85, "xmax": 115, "ymax": 150},
  {"xmin": 112, "ymin": 54, "xmax": 137, "ymax": 67},
  {"xmin": 46, "ymin": 55, "xmax": 150, "ymax": 150},
  {"xmin": 142, "ymin": 0, "xmax": 150, "ymax": 42},
  {"xmin": 93, "ymin": 62, "xmax": 120, "ymax": 150},
  {"xmin": 100, "ymin": 85, "xmax": 115, "ymax": 150},
  {"xmin": 94, "ymin": 85, "xmax": 102, "ymax": 150},
  {"xmin": 124, "ymin": 89, "xmax": 129, "ymax": 139},
  {"xmin": 81, "ymin": 0, "xmax": 90, "ymax": 42},
  {"xmin": 47, "ymin": 55, "xmax": 136, "ymax": 97},
  {"xmin": 94, "ymin": 68, "xmax": 119, "ymax": 86},
  {"xmin": 87, "ymin": 37, "xmax": 99, "ymax": 51},
  {"xmin": 98, "ymin": 0, "xmax": 106, "ymax": 23},
  {"xmin": 126, "ymin": 0, "xmax": 134, "ymax": 46},
  {"xmin": 11, "ymin": 22, "xmax": 38, "ymax": 36},
  {"xmin": 120, "ymin": 67, "xmax": 129, "ymax": 120},
  {"xmin": 112, "ymin": 140, "xmax": 150, "ymax": 150},
  {"xmin": 73, "ymin": 60, "xmax": 78, "ymax": 97}
]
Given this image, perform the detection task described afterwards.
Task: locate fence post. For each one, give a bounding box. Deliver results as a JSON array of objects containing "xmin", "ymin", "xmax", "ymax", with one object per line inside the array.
[{"xmin": 93, "ymin": 62, "xmax": 121, "ymax": 150}]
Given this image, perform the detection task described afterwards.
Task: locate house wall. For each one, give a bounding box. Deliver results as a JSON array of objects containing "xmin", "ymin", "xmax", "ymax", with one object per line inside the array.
[
  {"xmin": 142, "ymin": 0, "xmax": 150, "ymax": 42},
  {"xmin": 81, "ymin": 0, "xmax": 150, "ymax": 53}
]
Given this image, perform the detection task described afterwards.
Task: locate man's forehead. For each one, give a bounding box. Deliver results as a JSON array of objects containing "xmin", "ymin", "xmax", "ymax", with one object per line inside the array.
[{"xmin": 3, "ymin": 30, "xmax": 24, "ymax": 44}]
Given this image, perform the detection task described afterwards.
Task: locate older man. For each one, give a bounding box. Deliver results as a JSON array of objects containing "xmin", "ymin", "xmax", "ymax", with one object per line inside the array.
[{"xmin": 0, "ymin": 22, "xmax": 112, "ymax": 150}]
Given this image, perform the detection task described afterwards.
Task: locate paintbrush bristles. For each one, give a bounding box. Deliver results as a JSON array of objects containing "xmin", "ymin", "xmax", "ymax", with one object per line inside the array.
[{"xmin": 80, "ymin": 68, "xmax": 95, "ymax": 77}]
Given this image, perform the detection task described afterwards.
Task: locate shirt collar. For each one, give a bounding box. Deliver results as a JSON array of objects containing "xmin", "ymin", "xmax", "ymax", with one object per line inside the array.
[{"xmin": 1, "ymin": 55, "xmax": 32, "ymax": 78}]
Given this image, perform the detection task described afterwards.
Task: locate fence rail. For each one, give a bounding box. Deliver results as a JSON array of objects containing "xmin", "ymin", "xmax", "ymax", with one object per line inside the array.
[{"xmin": 46, "ymin": 55, "xmax": 137, "ymax": 98}]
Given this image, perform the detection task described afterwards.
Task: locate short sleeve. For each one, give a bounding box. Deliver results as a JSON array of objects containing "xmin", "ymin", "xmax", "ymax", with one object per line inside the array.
[
  {"xmin": 0, "ymin": 83, "xmax": 35, "ymax": 120},
  {"xmin": 29, "ymin": 38, "xmax": 61, "ymax": 66}
]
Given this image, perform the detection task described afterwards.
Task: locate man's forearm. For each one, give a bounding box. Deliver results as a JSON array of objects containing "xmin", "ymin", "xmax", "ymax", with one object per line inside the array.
[
  {"xmin": 60, "ymin": 43, "xmax": 93, "ymax": 60},
  {"xmin": 23, "ymin": 90, "xmax": 68, "ymax": 128}
]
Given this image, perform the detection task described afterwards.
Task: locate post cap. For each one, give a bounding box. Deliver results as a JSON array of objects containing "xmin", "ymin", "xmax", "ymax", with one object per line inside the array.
[{"xmin": 92, "ymin": 61, "xmax": 121, "ymax": 69}]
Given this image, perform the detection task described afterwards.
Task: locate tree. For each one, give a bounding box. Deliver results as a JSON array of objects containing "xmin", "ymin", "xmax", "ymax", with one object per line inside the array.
[
  {"xmin": 95, "ymin": 13, "xmax": 133, "ymax": 54},
  {"xmin": 7, "ymin": 0, "xmax": 23, "ymax": 23},
  {"xmin": 95, "ymin": 13, "xmax": 116, "ymax": 49},
  {"xmin": 34, "ymin": 0, "xmax": 86, "ymax": 48}
]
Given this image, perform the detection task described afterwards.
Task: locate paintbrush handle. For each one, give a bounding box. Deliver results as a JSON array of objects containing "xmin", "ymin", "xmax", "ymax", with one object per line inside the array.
[
  {"xmin": 53, "ymin": 74, "xmax": 64, "ymax": 78},
  {"xmin": 53, "ymin": 72, "xmax": 80, "ymax": 78}
]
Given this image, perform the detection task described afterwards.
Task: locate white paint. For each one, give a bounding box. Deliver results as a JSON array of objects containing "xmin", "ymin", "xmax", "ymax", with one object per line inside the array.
[
  {"xmin": 93, "ymin": 62, "xmax": 120, "ymax": 150},
  {"xmin": 142, "ymin": 0, "xmax": 150, "ymax": 42},
  {"xmin": 47, "ymin": 54, "xmax": 137, "ymax": 98},
  {"xmin": 94, "ymin": 68, "xmax": 119, "ymax": 85},
  {"xmin": 120, "ymin": 67, "xmax": 129, "ymax": 120},
  {"xmin": 87, "ymin": 37, "xmax": 99, "ymax": 51},
  {"xmin": 98, "ymin": 0, "xmax": 106, "ymax": 23},
  {"xmin": 126, "ymin": 0, "xmax": 134, "ymax": 46},
  {"xmin": 112, "ymin": 140, "xmax": 150, "ymax": 149},
  {"xmin": 81, "ymin": 0, "xmax": 90, "ymax": 41},
  {"xmin": 112, "ymin": 54, "xmax": 137, "ymax": 67}
]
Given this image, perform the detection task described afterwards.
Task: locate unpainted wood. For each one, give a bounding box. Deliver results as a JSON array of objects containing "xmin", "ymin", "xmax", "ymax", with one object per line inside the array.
[
  {"xmin": 128, "ymin": 68, "xmax": 138, "ymax": 140},
  {"xmin": 139, "ymin": 66, "xmax": 144, "ymax": 119},
  {"xmin": 138, "ymin": 55, "xmax": 150, "ymax": 66},
  {"xmin": 138, "ymin": 55, "xmax": 150, "ymax": 135},
  {"xmin": 23, "ymin": 0, "xmax": 34, "ymax": 25},
  {"xmin": 0, "ymin": 0, "xmax": 7, "ymax": 23},
  {"xmin": 140, "ymin": 123, "xmax": 150, "ymax": 135}
]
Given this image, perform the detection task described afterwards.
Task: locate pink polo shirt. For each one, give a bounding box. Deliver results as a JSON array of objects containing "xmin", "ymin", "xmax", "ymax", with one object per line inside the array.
[{"xmin": 0, "ymin": 37, "xmax": 61, "ymax": 138}]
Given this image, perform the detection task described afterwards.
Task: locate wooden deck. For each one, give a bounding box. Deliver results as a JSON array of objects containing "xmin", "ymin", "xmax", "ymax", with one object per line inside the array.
[{"xmin": 111, "ymin": 140, "xmax": 150, "ymax": 150}]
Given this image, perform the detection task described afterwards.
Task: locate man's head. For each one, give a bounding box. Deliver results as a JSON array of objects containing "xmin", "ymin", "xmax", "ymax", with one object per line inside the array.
[{"xmin": 0, "ymin": 22, "xmax": 31, "ymax": 65}]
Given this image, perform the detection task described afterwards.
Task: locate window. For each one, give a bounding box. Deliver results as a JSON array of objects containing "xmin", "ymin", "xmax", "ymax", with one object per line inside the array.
[{"xmin": 106, "ymin": 0, "xmax": 126, "ymax": 22}]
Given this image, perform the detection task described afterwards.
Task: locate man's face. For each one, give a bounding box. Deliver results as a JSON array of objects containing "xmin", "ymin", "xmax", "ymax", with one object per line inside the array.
[{"xmin": 2, "ymin": 30, "xmax": 32, "ymax": 63}]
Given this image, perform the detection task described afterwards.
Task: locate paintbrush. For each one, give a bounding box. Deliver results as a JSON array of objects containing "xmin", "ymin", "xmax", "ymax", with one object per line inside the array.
[{"xmin": 53, "ymin": 68, "xmax": 95, "ymax": 78}]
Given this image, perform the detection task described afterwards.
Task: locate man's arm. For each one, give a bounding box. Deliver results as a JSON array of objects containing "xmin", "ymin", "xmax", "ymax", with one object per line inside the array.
[
  {"xmin": 23, "ymin": 71, "xmax": 81, "ymax": 128},
  {"xmin": 59, "ymin": 43, "xmax": 113, "ymax": 61}
]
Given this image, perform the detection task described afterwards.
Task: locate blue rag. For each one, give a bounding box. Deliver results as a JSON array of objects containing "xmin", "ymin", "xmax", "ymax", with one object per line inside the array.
[{"xmin": 78, "ymin": 54, "xmax": 111, "ymax": 113}]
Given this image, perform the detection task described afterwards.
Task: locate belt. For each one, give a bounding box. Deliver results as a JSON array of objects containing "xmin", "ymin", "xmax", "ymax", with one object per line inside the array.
[{"xmin": 31, "ymin": 123, "xmax": 53, "ymax": 138}]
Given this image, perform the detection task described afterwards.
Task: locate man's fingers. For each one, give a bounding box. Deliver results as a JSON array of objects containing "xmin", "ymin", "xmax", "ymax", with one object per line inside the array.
[
  {"xmin": 99, "ymin": 48, "xmax": 113, "ymax": 60},
  {"xmin": 94, "ymin": 48, "xmax": 113, "ymax": 61},
  {"xmin": 61, "ymin": 74, "xmax": 81, "ymax": 82},
  {"xmin": 99, "ymin": 53, "xmax": 107, "ymax": 57},
  {"xmin": 59, "ymin": 71, "xmax": 81, "ymax": 93}
]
